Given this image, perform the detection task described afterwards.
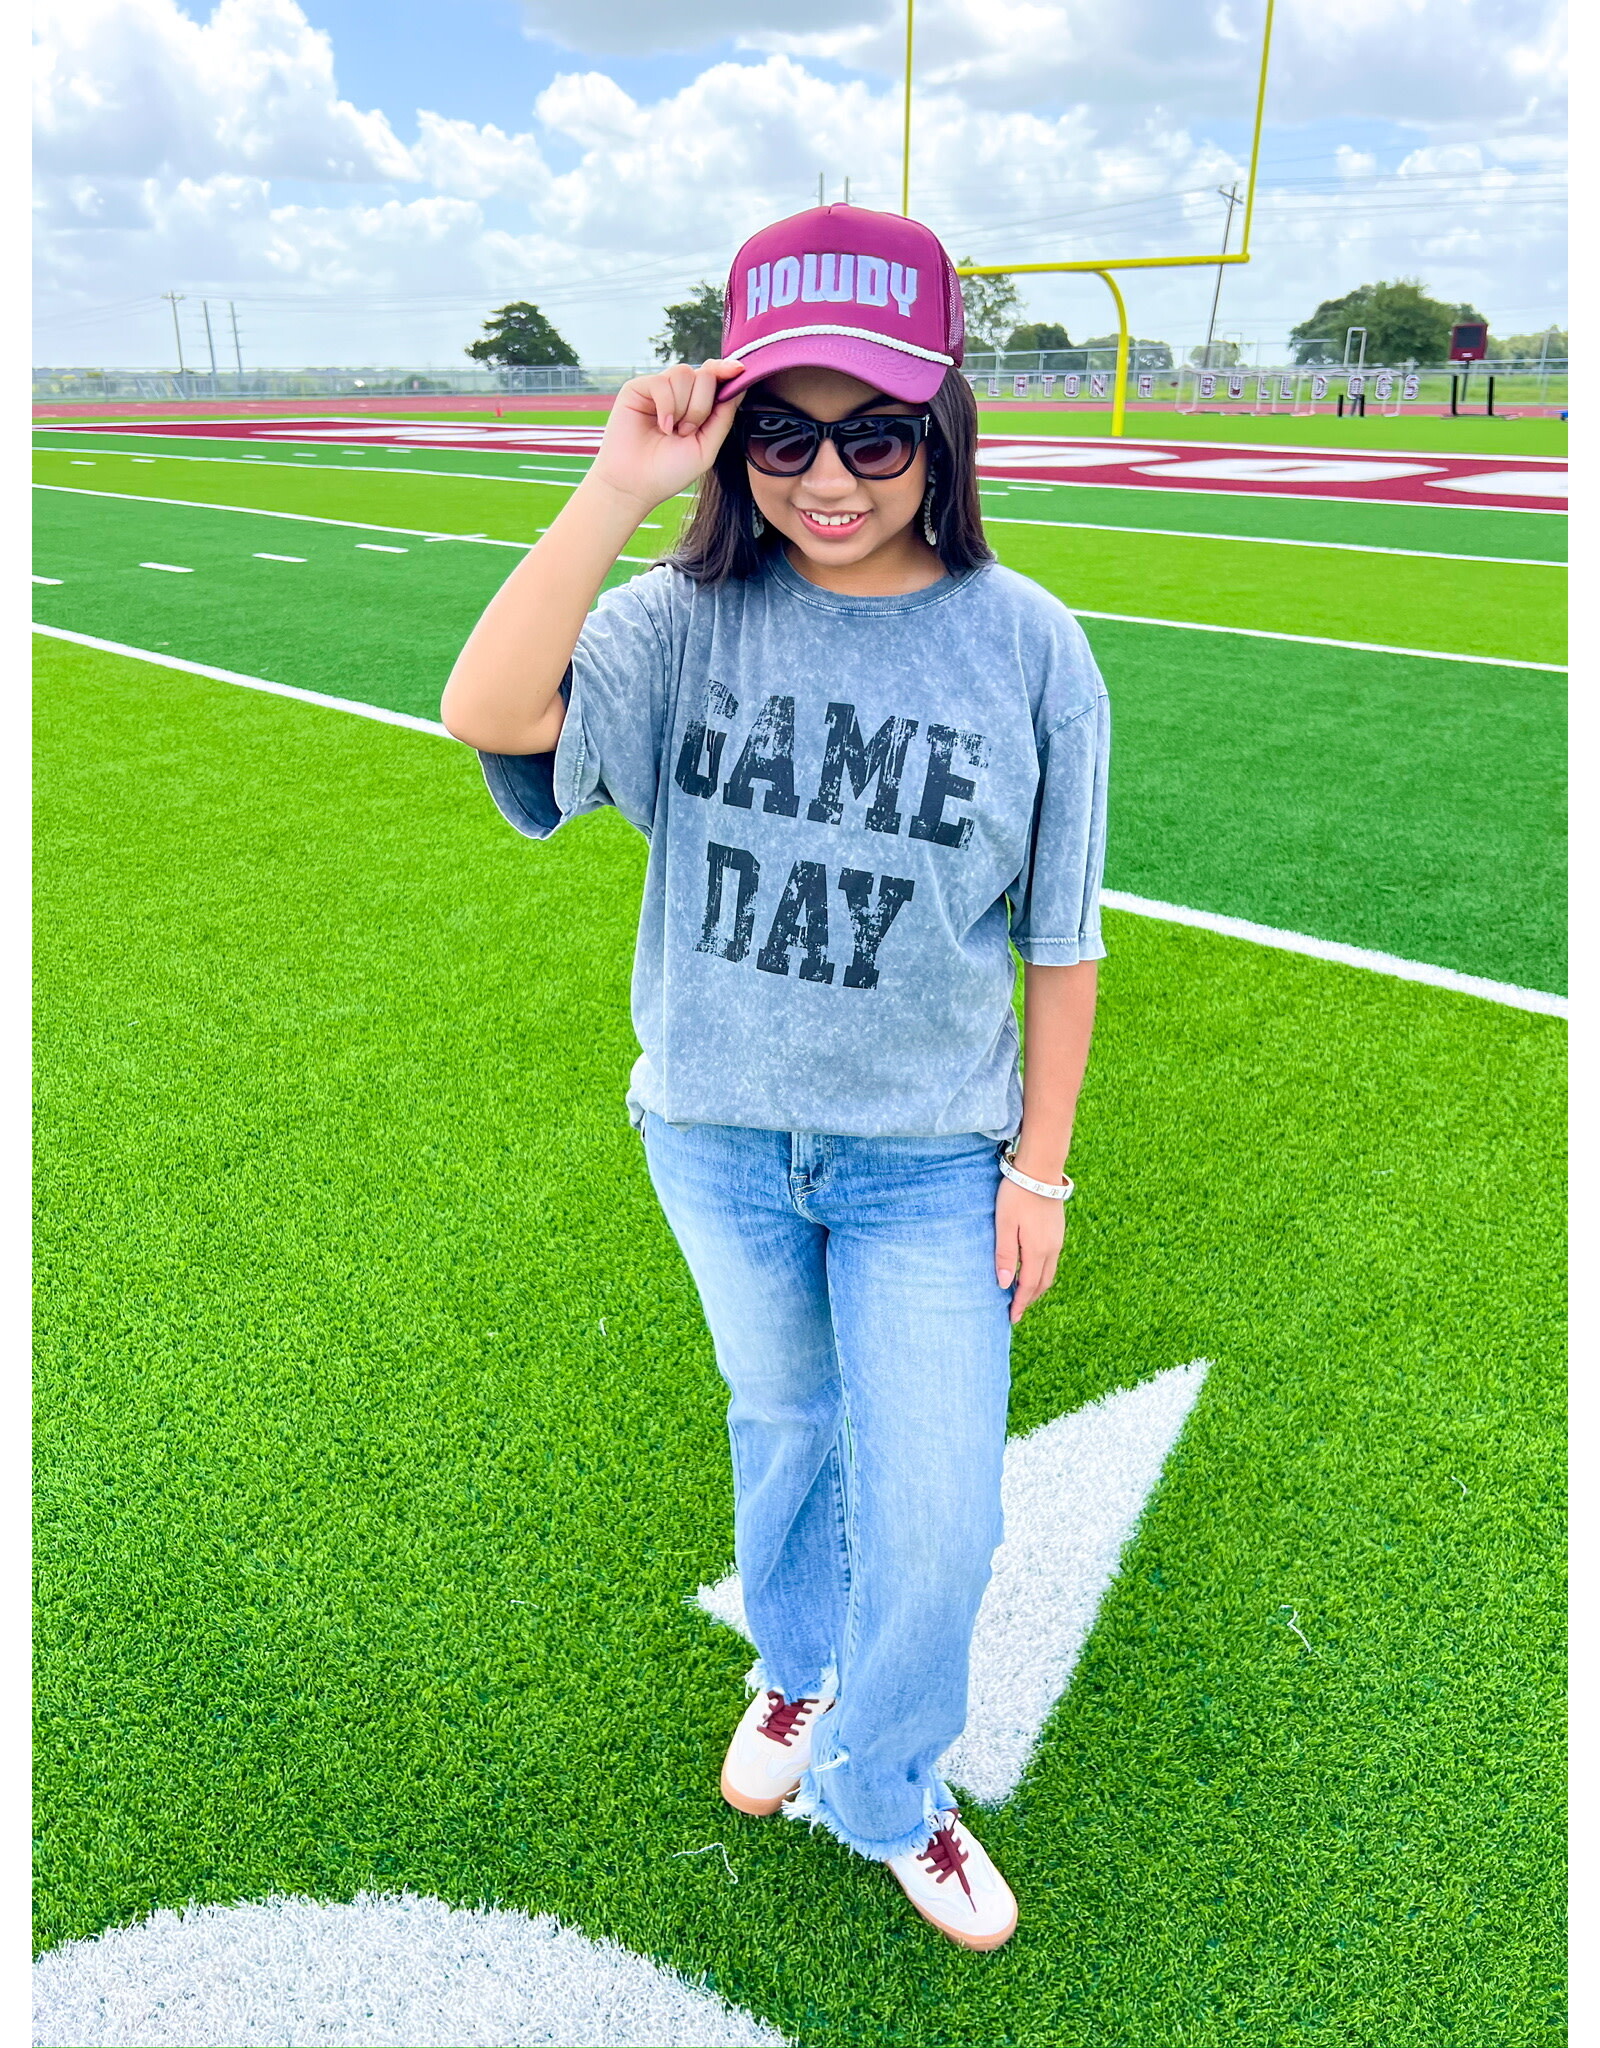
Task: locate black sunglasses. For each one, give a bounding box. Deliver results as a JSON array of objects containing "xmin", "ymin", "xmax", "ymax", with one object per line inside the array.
[{"xmin": 739, "ymin": 406, "xmax": 932, "ymax": 481}]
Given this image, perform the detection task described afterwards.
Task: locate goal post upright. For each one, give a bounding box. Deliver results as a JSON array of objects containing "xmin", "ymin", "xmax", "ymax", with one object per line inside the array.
[
  {"xmin": 1091, "ymin": 268, "xmax": 1131, "ymax": 437},
  {"xmin": 901, "ymin": 0, "xmax": 915, "ymax": 218},
  {"xmin": 919, "ymin": 0, "xmax": 1276, "ymax": 435}
]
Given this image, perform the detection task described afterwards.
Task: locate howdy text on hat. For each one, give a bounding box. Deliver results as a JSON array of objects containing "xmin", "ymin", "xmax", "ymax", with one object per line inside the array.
[{"xmin": 746, "ymin": 255, "xmax": 920, "ymax": 321}]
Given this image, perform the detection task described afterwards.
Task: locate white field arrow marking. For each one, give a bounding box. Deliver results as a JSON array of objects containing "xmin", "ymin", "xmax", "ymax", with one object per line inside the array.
[
  {"xmin": 32, "ymin": 1376, "xmax": 1205, "ymax": 2045},
  {"xmin": 695, "ymin": 1359, "xmax": 1210, "ymax": 1807}
]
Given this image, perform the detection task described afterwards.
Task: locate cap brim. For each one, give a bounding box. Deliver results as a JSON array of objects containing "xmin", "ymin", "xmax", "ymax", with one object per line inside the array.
[{"xmin": 715, "ymin": 331, "xmax": 951, "ymax": 407}]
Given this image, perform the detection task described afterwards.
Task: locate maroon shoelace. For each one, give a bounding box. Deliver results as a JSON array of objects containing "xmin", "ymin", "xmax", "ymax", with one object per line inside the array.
[
  {"xmin": 759, "ymin": 1692, "xmax": 819, "ymax": 1747},
  {"xmin": 918, "ymin": 1811, "xmax": 975, "ymax": 1902}
]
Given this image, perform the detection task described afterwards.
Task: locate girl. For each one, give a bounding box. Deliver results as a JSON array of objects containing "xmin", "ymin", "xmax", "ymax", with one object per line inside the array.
[{"xmin": 441, "ymin": 204, "xmax": 1107, "ymax": 1952}]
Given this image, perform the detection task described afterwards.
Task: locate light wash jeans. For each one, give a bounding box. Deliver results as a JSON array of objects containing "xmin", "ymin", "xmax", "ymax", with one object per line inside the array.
[{"xmin": 641, "ymin": 1113, "xmax": 1012, "ymax": 1862}]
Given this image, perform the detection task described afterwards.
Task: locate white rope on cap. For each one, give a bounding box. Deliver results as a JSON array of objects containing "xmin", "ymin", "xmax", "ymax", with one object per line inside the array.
[{"xmin": 728, "ymin": 323, "xmax": 955, "ymax": 366}]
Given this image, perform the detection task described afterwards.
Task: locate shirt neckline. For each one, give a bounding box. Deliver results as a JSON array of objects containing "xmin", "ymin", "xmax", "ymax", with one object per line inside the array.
[{"xmin": 766, "ymin": 549, "xmax": 983, "ymax": 616}]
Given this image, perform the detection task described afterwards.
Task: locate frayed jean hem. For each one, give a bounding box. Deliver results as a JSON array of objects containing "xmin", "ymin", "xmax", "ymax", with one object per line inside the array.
[
  {"xmin": 744, "ymin": 1655, "xmax": 839, "ymax": 1703},
  {"xmin": 782, "ymin": 1766, "xmax": 949, "ymax": 1864}
]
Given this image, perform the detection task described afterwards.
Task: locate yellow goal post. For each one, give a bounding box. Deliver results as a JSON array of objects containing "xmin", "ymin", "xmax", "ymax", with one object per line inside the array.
[{"xmin": 902, "ymin": 0, "xmax": 1277, "ymax": 436}]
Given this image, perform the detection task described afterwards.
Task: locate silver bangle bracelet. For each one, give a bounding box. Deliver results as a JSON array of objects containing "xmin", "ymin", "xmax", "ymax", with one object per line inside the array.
[{"xmin": 999, "ymin": 1148, "xmax": 1075, "ymax": 1201}]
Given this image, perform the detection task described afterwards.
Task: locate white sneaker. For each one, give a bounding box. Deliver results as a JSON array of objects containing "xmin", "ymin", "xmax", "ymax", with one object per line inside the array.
[
  {"xmin": 888, "ymin": 1808, "xmax": 1018, "ymax": 1950},
  {"xmin": 720, "ymin": 1687, "xmax": 834, "ymax": 1816}
]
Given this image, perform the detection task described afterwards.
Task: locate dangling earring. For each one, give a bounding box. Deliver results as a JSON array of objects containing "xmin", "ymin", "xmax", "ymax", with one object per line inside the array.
[
  {"xmin": 751, "ymin": 506, "xmax": 766, "ymax": 538},
  {"xmin": 921, "ymin": 482, "xmax": 938, "ymax": 548}
]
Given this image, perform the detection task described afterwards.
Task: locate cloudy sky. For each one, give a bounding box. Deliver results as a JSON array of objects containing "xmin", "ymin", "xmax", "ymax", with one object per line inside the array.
[{"xmin": 34, "ymin": 0, "xmax": 1567, "ymax": 369}]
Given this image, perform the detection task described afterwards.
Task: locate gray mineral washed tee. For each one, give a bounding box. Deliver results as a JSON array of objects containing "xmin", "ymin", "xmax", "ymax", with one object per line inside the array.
[{"xmin": 479, "ymin": 552, "xmax": 1109, "ymax": 1140}]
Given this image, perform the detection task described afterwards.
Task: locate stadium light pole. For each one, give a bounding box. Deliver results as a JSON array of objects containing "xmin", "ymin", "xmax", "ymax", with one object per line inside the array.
[{"xmin": 229, "ymin": 301, "xmax": 244, "ymax": 378}]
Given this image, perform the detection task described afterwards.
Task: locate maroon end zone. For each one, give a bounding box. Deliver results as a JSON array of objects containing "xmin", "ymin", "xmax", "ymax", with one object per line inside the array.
[
  {"xmin": 976, "ymin": 437, "xmax": 1566, "ymax": 512},
  {"xmin": 35, "ymin": 416, "xmax": 1568, "ymax": 514}
]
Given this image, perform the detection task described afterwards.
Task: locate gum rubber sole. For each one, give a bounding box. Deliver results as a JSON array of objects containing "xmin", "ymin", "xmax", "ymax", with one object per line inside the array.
[
  {"xmin": 719, "ymin": 1765, "xmax": 799, "ymax": 1817},
  {"xmin": 896, "ymin": 1885, "xmax": 1019, "ymax": 1952}
]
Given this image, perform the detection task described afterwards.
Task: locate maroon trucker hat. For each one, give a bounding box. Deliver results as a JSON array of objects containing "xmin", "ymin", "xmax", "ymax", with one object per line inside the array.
[{"xmin": 716, "ymin": 203, "xmax": 965, "ymax": 404}]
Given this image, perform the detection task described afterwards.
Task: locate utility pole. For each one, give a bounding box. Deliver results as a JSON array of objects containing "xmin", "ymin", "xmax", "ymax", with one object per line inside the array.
[
  {"xmin": 818, "ymin": 172, "xmax": 825, "ymax": 206},
  {"xmin": 228, "ymin": 300, "xmax": 244, "ymax": 378},
  {"xmin": 163, "ymin": 291, "xmax": 186, "ymax": 374},
  {"xmin": 843, "ymin": 176, "xmax": 851, "ymax": 204},
  {"xmin": 1201, "ymin": 182, "xmax": 1241, "ymax": 370},
  {"xmin": 201, "ymin": 299, "xmax": 218, "ymax": 388}
]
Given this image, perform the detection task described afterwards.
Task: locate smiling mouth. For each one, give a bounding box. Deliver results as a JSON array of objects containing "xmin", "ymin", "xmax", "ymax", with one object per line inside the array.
[{"xmin": 797, "ymin": 508, "xmax": 870, "ymax": 535}]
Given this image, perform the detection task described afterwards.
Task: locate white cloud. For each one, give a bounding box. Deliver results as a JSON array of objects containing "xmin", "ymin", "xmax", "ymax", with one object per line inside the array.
[
  {"xmin": 410, "ymin": 112, "xmax": 552, "ymax": 203},
  {"xmin": 519, "ymin": 0, "xmax": 880, "ymax": 56},
  {"xmin": 1398, "ymin": 143, "xmax": 1490, "ymax": 175},
  {"xmin": 33, "ymin": 0, "xmax": 416, "ymax": 181},
  {"xmin": 32, "ymin": 0, "xmax": 1567, "ymax": 367},
  {"xmin": 741, "ymin": 0, "xmax": 1566, "ymax": 131}
]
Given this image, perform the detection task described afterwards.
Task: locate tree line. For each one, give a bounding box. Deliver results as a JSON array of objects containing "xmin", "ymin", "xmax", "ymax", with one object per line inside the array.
[{"xmin": 464, "ymin": 274, "xmax": 1563, "ymax": 373}]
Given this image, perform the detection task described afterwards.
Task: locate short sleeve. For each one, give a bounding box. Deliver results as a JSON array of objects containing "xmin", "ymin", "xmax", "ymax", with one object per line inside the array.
[
  {"xmin": 477, "ymin": 569, "xmax": 674, "ymax": 842},
  {"xmin": 1005, "ymin": 692, "xmax": 1110, "ymax": 965}
]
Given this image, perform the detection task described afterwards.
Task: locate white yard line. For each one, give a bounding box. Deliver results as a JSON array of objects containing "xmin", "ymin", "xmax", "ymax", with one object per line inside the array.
[
  {"xmin": 33, "ymin": 575, "xmax": 61, "ymax": 585},
  {"xmin": 138, "ymin": 561, "xmax": 192, "ymax": 573},
  {"xmin": 32, "ymin": 485, "xmax": 1557, "ymax": 667},
  {"xmin": 1069, "ymin": 607, "xmax": 1565, "ymax": 671},
  {"xmin": 355, "ymin": 542, "xmax": 409, "ymax": 553},
  {"xmin": 32, "ymin": 624, "xmax": 1568, "ymax": 1016},
  {"xmin": 33, "ymin": 625, "xmax": 452, "ymax": 737},
  {"xmin": 36, "ymin": 481, "xmax": 517, "ymax": 546},
  {"xmin": 1101, "ymin": 889, "xmax": 1566, "ymax": 1017},
  {"xmin": 976, "ymin": 472, "xmax": 1569, "ymax": 514},
  {"xmin": 253, "ymin": 553, "xmax": 306, "ymax": 563},
  {"xmin": 978, "ymin": 512, "xmax": 1565, "ymax": 568},
  {"xmin": 35, "ymin": 446, "xmax": 585, "ymax": 490}
]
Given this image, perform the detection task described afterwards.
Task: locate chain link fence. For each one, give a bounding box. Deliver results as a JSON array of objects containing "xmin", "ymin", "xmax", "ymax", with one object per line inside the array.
[
  {"xmin": 31, "ymin": 364, "xmax": 657, "ymax": 402},
  {"xmin": 35, "ymin": 355, "xmax": 1568, "ymax": 412}
]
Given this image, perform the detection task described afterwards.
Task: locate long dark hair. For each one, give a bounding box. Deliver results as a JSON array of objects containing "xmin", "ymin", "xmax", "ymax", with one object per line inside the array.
[{"xmin": 668, "ymin": 367, "xmax": 993, "ymax": 585}]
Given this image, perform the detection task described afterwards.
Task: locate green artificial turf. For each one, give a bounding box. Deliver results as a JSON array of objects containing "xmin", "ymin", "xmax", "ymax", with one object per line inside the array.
[
  {"xmin": 1097, "ymin": 621, "xmax": 1565, "ymax": 995},
  {"xmin": 977, "ymin": 486, "xmax": 1564, "ymax": 563},
  {"xmin": 34, "ymin": 432, "xmax": 601, "ymax": 483},
  {"xmin": 994, "ymin": 522, "xmax": 1563, "ymax": 665},
  {"xmin": 32, "ymin": 487, "xmax": 1567, "ymax": 990},
  {"xmin": 34, "ymin": 457, "xmax": 1565, "ymax": 664},
  {"xmin": 37, "ymin": 436, "xmax": 1567, "ymax": 565},
  {"xmin": 35, "ymin": 639, "xmax": 1566, "ymax": 2043}
]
